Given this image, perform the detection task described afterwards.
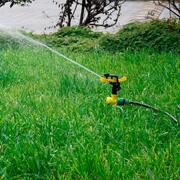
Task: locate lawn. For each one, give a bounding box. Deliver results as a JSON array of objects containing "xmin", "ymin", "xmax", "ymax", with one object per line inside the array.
[{"xmin": 0, "ymin": 39, "xmax": 179, "ymax": 179}]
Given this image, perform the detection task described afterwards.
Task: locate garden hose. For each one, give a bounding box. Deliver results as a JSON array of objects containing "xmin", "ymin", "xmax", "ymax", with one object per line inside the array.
[
  {"xmin": 117, "ymin": 98, "xmax": 178, "ymax": 124},
  {"xmin": 100, "ymin": 73, "xmax": 178, "ymax": 124}
]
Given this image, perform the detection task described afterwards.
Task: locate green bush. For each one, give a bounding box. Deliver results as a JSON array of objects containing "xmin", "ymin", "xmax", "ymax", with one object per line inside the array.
[
  {"xmin": 54, "ymin": 26, "xmax": 101, "ymax": 39},
  {"xmin": 99, "ymin": 19, "xmax": 180, "ymax": 52},
  {"xmin": 32, "ymin": 26, "xmax": 102, "ymax": 52},
  {"xmin": 32, "ymin": 19, "xmax": 180, "ymax": 53}
]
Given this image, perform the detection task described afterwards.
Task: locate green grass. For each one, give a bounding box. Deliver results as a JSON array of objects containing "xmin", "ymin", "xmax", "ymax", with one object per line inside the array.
[{"xmin": 0, "ymin": 41, "xmax": 179, "ymax": 179}]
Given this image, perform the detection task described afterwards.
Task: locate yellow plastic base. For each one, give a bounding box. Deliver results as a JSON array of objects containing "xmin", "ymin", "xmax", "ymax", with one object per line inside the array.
[{"xmin": 106, "ymin": 95, "xmax": 118, "ymax": 105}]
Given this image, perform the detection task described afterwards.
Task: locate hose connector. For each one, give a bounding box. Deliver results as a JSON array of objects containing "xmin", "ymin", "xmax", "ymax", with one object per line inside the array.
[{"xmin": 117, "ymin": 98, "xmax": 130, "ymax": 106}]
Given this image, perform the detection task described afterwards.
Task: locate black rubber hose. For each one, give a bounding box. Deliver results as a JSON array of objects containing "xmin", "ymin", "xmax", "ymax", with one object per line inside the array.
[{"xmin": 129, "ymin": 101, "xmax": 178, "ymax": 124}]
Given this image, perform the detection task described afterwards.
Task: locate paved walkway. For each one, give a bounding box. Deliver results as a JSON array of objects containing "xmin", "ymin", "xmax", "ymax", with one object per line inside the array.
[{"xmin": 0, "ymin": 0, "xmax": 169, "ymax": 34}]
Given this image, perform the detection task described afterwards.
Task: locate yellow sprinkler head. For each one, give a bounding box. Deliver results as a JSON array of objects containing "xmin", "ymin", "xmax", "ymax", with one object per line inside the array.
[
  {"xmin": 119, "ymin": 76, "xmax": 127, "ymax": 83},
  {"xmin": 100, "ymin": 73, "xmax": 127, "ymax": 84}
]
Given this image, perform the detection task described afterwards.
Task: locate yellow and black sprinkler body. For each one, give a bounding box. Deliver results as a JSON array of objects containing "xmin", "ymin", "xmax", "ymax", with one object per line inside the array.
[
  {"xmin": 100, "ymin": 73, "xmax": 178, "ymax": 124},
  {"xmin": 100, "ymin": 73, "xmax": 128, "ymax": 106}
]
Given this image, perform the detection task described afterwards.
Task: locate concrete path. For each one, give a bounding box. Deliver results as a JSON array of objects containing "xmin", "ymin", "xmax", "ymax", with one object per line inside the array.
[
  {"xmin": 130, "ymin": 1, "xmax": 165, "ymax": 22},
  {"xmin": 0, "ymin": 0, "xmax": 170, "ymax": 34}
]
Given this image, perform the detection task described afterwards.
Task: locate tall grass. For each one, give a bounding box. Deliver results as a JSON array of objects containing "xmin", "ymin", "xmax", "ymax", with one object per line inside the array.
[{"xmin": 0, "ymin": 42, "xmax": 179, "ymax": 179}]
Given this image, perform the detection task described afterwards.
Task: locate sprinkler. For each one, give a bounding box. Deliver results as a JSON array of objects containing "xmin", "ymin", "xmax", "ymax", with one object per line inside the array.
[{"xmin": 100, "ymin": 73, "xmax": 178, "ymax": 124}]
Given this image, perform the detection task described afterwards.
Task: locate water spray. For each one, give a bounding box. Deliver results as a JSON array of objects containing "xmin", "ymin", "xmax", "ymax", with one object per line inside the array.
[
  {"xmin": 0, "ymin": 24, "xmax": 100, "ymax": 78},
  {"xmin": 100, "ymin": 73, "xmax": 178, "ymax": 124}
]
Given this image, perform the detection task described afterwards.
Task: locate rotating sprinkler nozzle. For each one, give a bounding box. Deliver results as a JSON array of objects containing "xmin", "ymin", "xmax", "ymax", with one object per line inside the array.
[{"xmin": 100, "ymin": 73, "xmax": 178, "ymax": 124}]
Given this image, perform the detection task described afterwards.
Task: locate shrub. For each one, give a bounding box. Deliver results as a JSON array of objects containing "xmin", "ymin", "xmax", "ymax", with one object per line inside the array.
[
  {"xmin": 99, "ymin": 19, "xmax": 180, "ymax": 52},
  {"xmin": 54, "ymin": 26, "xmax": 101, "ymax": 39},
  {"xmin": 32, "ymin": 26, "xmax": 102, "ymax": 51}
]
